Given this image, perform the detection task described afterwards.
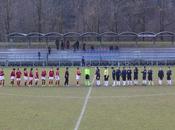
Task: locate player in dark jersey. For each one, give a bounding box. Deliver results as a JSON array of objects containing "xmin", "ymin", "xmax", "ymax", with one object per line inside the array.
[
  {"xmin": 141, "ymin": 66, "xmax": 147, "ymax": 85},
  {"xmin": 10, "ymin": 68, "xmax": 16, "ymax": 87},
  {"xmin": 148, "ymin": 67, "xmax": 154, "ymax": 86},
  {"xmin": 64, "ymin": 67, "xmax": 69, "ymax": 86},
  {"xmin": 127, "ymin": 67, "xmax": 132, "ymax": 86},
  {"xmin": 158, "ymin": 67, "xmax": 164, "ymax": 85},
  {"xmin": 166, "ymin": 67, "xmax": 172, "ymax": 86},
  {"xmin": 121, "ymin": 67, "xmax": 127, "ymax": 86},
  {"xmin": 133, "ymin": 66, "xmax": 139, "ymax": 85},
  {"xmin": 95, "ymin": 67, "xmax": 101, "ymax": 86},
  {"xmin": 112, "ymin": 67, "xmax": 116, "ymax": 86},
  {"xmin": 116, "ymin": 67, "xmax": 121, "ymax": 86}
]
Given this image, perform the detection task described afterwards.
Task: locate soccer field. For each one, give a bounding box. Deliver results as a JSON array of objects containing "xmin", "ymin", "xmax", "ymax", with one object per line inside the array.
[{"xmin": 0, "ymin": 67, "xmax": 175, "ymax": 130}]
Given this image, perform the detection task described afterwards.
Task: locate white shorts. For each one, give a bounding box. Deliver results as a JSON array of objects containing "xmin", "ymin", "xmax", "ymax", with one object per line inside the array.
[
  {"xmin": 41, "ymin": 77, "xmax": 46, "ymax": 80},
  {"xmin": 24, "ymin": 76, "xmax": 28, "ymax": 81},
  {"xmin": 29, "ymin": 77, "xmax": 33, "ymax": 81},
  {"xmin": 0, "ymin": 76, "xmax": 4, "ymax": 80},
  {"xmin": 16, "ymin": 78, "xmax": 21, "ymax": 81},
  {"xmin": 11, "ymin": 76, "xmax": 15, "ymax": 80},
  {"xmin": 35, "ymin": 78, "xmax": 39, "ymax": 81},
  {"xmin": 55, "ymin": 76, "xmax": 60, "ymax": 81},
  {"xmin": 76, "ymin": 75, "xmax": 80, "ymax": 80},
  {"xmin": 49, "ymin": 77, "xmax": 54, "ymax": 80}
]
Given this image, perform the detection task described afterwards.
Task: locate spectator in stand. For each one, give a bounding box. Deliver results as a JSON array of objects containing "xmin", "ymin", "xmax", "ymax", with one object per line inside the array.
[
  {"xmin": 73, "ymin": 42, "xmax": 76, "ymax": 51},
  {"xmin": 76, "ymin": 40, "xmax": 80, "ymax": 50},
  {"xmin": 115, "ymin": 46, "xmax": 119, "ymax": 50},
  {"xmin": 109, "ymin": 46, "xmax": 113, "ymax": 51},
  {"xmin": 82, "ymin": 56, "xmax": 85, "ymax": 66},
  {"xmin": 48, "ymin": 46, "xmax": 51, "ymax": 55},
  {"xmin": 66, "ymin": 40, "xmax": 70, "ymax": 49},
  {"xmin": 83, "ymin": 43, "xmax": 86, "ymax": 51},
  {"xmin": 55, "ymin": 39, "xmax": 60, "ymax": 50},
  {"xmin": 61, "ymin": 40, "xmax": 64, "ymax": 50},
  {"xmin": 91, "ymin": 45, "xmax": 94, "ymax": 51},
  {"xmin": 38, "ymin": 52, "xmax": 41, "ymax": 60}
]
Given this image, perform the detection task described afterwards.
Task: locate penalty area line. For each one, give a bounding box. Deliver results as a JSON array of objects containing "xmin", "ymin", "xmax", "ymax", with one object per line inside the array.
[{"xmin": 74, "ymin": 76, "xmax": 95, "ymax": 130}]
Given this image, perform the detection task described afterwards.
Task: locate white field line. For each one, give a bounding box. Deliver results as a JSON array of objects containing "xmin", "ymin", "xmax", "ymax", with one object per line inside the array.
[
  {"xmin": 90, "ymin": 93, "xmax": 175, "ymax": 99},
  {"xmin": 0, "ymin": 92, "xmax": 175, "ymax": 99},
  {"xmin": 0, "ymin": 92, "xmax": 83, "ymax": 99},
  {"xmin": 74, "ymin": 76, "xmax": 95, "ymax": 130}
]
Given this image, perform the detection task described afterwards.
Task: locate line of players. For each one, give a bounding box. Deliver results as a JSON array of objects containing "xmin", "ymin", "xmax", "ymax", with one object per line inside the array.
[
  {"xmin": 0, "ymin": 66, "xmax": 172, "ymax": 87},
  {"xmin": 0, "ymin": 67, "xmax": 73, "ymax": 87},
  {"xmin": 94, "ymin": 66, "xmax": 172, "ymax": 87}
]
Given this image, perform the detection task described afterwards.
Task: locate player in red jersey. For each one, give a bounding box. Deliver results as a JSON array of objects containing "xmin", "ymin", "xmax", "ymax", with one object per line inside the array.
[
  {"xmin": 0, "ymin": 68, "xmax": 5, "ymax": 87},
  {"xmin": 55, "ymin": 68, "xmax": 60, "ymax": 86},
  {"xmin": 49, "ymin": 68, "xmax": 54, "ymax": 86},
  {"xmin": 34, "ymin": 68, "xmax": 39, "ymax": 86},
  {"xmin": 16, "ymin": 68, "xmax": 22, "ymax": 87},
  {"xmin": 41, "ymin": 68, "xmax": 47, "ymax": 86},
  {"xmin": 76, "ymin": 67, "xmax": 81, "ymax": 86},
  {"xmin": 23, "ymin": 68, "xmax": 28, "ymax": 86},
  {"xmin": 10, "ymin": 68, "xmax": 16, "ymax": 87},
  {"xmin": 29, "ymin": 68, "xmax": 33, "ymax": 87}
]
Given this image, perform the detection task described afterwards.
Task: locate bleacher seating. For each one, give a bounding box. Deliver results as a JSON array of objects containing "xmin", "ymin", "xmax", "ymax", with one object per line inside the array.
[{"xmin": 0, "ymin": 48, "xmax": 175, "ymax": 65}]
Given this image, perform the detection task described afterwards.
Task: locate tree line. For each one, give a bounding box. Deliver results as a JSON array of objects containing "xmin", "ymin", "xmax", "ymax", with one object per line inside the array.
[{"xmin": 0, "ymin": 0, "xmax": 175, "ymax": 41}]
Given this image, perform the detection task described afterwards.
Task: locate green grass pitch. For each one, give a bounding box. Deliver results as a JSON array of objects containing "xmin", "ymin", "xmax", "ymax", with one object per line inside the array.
[{"xmin": 0, "ymin": 66, "xmax": 175, "ymax": 130}]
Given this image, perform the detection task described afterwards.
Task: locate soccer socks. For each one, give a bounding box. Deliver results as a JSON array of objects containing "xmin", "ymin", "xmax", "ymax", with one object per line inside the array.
[
  {"xmin": 104, "ymin": 81, "xmax": 109, "ymax": 87},
  {"xmin": 123, "ymin": 81, "xmax": 126, "ymax": 86},
  {"xmin": 96, "ymin": 80, "xmax": 100, "ymax": 86},
  {"xmin": 167, "ymin": 80, "xmax": 172, "ymax": 86},
  {"xmin": 158, "ymin": 80, "xmax": 162, "ymax": 85},
  {"xmin": 112, "ymin": 81, "xmax": 115, "ymax": 86}
]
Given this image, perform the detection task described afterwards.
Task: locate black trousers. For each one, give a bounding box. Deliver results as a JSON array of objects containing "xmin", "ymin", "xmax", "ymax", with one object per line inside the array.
[{"xmin": 64, "ymin": 78, "xmax": 69, "ymax": 86}]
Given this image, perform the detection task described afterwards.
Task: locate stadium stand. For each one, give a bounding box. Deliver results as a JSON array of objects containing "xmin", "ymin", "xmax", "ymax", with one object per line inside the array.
[{"xmin": 1, "ymin": 31, "xmax": 175, "ymax": 66}]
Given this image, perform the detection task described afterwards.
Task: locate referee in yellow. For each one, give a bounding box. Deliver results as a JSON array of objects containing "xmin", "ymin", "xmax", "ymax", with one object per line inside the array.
[
  {"xmin": 104, "ymin": 67, "xmax": 109, "ymax": 87},
  {"xmin": 84, "ymin": 66, "xmax": 91, "ymax": 86}
]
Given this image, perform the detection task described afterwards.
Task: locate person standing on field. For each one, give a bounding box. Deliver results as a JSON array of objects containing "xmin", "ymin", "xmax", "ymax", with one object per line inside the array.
[
  {"xmin": 158, "ymin": 67, "xmax": 164, "ymax": 85},
  {"xmin": 148, "ymin": 67, "xmax": 154, "ymax": 86},
  {"xmin": 34, "ymin": 68, "xmax": 39, "ymax": 86},
  {"xmin": 133, "ymin": 66, "xmax": 139, "ymax": 85},
  {"xmin": 76, "ymin": 67, "xmax": 81, "ymax": 86},
  {"xmin": 95, "ymin": 67, "xmax": 101, "ymax": 86},
  {"xmin": 104, "ymin": 67, "xmax": 109, "ymax": 87},
  {"xmin": 10, "ymin": 68, "xmax": 16, "ymax": 87},
  {"xmin": 0, "ymin": 68, "xmax": 5, "ymax": 87},
  {"xmin": 141, "ymin": 66, "xmax": 147, "ymax": 86},
  {"xmin": 167, "ymin": 67, "xmax": 172, "ymax": 86},
  {"xmin": 121, "ymin": 67, "xmax": 127, "ymax": 86},
  {"xmin": 16, "ymin": 68, "xmax": 22, "ymax": 87},
  {"xmin": 41, "ymin": 68, "xmax": 47, "ymax": 87},
  {"xmin": 116, "ymin": 67, "xmax": 121, "ymax": 86},
  {"xmin": 49, "ymin": 68, "xmax": 54, "ymax": 87},
  {"xmin": 127, "ymin": 67, "xmax": 132, "ymax": 86},
  {"xmin": 112, "ymin": 67, "xmax": 116, "ymax": 86},
  {"xmin": 84, "ymin": 66, "xmax": 91, "ymax": 86},
  {"xmin": 23, "ymin": 68, "xmax": 28, "ymax": 87},
  {"xmin": 55, "ymin": 68, "xmax": 60, "ymax": 86},
  {"xmin": 29, "ymin": 68, "xmax": 34, "ymax": 87},
  {"xmin": 64, "ymin": 67, "xmax": 69, "ymax": 87}
]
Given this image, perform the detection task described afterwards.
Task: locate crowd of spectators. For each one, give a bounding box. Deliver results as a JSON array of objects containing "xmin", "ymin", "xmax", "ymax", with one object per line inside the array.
[{"xmin": 54, "ymin": 39, "xmax": 119, "ymax": 51}]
